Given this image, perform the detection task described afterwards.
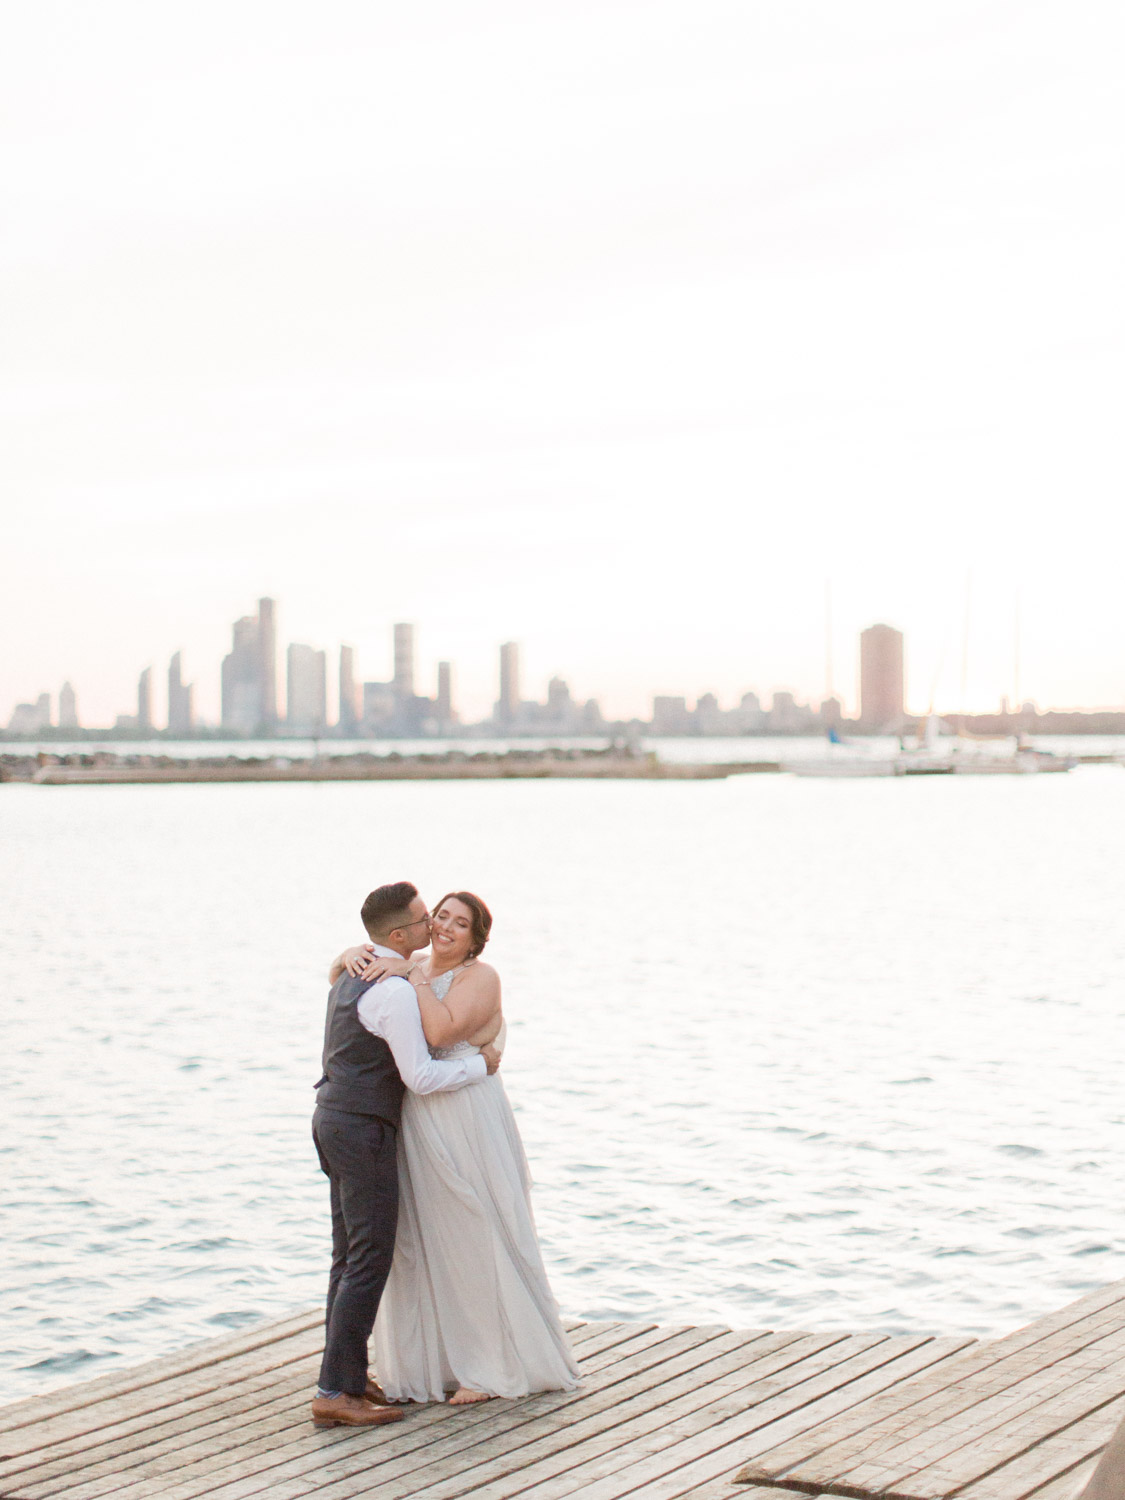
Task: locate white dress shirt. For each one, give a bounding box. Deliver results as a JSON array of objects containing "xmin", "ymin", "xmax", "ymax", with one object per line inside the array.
[{"xmin": 355, "ymin": 944, "xmax": 486, "ymax": 1094}]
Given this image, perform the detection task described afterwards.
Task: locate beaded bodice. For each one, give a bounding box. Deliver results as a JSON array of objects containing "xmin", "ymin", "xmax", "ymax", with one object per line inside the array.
[
  {"xmin": 425, "ymin": 968, "xmax": 506, "ymax": 1060},
  {"xmin": 428, "ymin": 970, "xmax": 478, "ymax": 1059}
]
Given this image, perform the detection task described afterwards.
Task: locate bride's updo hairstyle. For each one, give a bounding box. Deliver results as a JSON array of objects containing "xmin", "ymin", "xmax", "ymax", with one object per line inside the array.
[{"xmin": 433, "ymin": 890, "xmax": 492, "ymax": 960}]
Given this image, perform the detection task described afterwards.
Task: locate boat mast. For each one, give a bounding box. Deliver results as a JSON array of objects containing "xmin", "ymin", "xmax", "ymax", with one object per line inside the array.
[
  {"xmin": 959, "ymin": 571, "xmax": 972, "ymax": 739},
  {"xmin": 825, "ymin": 579, "xmax": 834, "ymax": 700}
]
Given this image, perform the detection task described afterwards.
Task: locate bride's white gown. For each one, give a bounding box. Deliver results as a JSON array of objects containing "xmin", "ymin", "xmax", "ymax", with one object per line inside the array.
[{"xmin": 373, "ymin": 973, "xmax": 580, "ymax": 1401}]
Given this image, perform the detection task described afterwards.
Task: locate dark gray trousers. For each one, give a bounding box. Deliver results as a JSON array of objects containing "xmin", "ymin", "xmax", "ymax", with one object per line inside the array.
[{"xmin": 312, "ymin": 1105, "xmax": 399, "ymax": 1396}]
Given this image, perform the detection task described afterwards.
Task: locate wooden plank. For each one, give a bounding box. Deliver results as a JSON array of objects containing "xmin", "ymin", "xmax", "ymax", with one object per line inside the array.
[
  {"xmin": 564, "ymin": 1321, "xmax": 634, "ymax": 1345},
  {"xmin": 363, "ymin": 1330, "xmax": 804, "ymax": 1500},
  {"xmin": 8, "ymin": 1328, "xmax": 648, "ymax": 1500},
  {"xmin": 1, "ymin": 1351, "xmax": 327, "ymax": 1495},
  {"xmin": 1, "ymin": 1331, "xmax": 949, "ymax": 1500},
  {"xmin": 0, "ymin": 1348, "xmax": 320, "ymax": 1490},
  {"xmin": 771, "ymin": 1285, "xmax": 1125, "ymax": 1495},
  {"xmin": 569, "ymin": 1324, "xmax": 662, "ymax": 1358},
  {"xmin": 1028, "ymin": 1457, "xmax": 1099, "ymax": 1499},
  {"xmin": 74, "ymin": 1323, "xmax": 718, "ymax": 1500},
  {"xmin": 508, "ymin": 1336, "xmax": 1001, "ymax": 1500},
  {"xmin": 150, "ymin": 1327, "xmax": 751, "ymax": 1500},
  {"xmin": 683, "ymin": 1486, "xmax": 819, "ymax": 1500},
  {"xmin": 474, "ymin": 1350, "xmax": 883, "ymax": 1500},
  {"xmin": 951, "ymin": 1392, "xmax": 1125, "ymax": 1500},
  {"xmin": 492, "ymin": 1335, "xmax": 944, "ymax": 1500},
  {"xmin": 0, "ymin": 1311, "xmax": 578, "ymax": 1448},
  {"xmin": 831, "ymin": 1320, "xmax": 1125, "ymax": 1498},
  {"xmin": 0, "ymin": 1325, "xmax": 326, "ymax": 1466},
  {"xmin": 14, "ymin": 1371, "xmax": 445, "ymax": 1500},
  {"xmin": 0, "ymin": 1309, "xmax": 324, "ymax": 1436},
  {"xmin": 144, "ymin": 1326, "xmax": 741, "ymax": 1500},
  {"xmin": 735, "ymin": 1337, "xmax": 975, "ymax": 1485},
  {"xmin": 7, "ymin": 1346, "xmax": 508, "ymax": 1500},
  {"xmin": 434, "ymin": 1335, "xmax": 885, "ymax": 1500},
  {"xmin": 0, "ymin": 1319, "xmax": 600, "ymax": 1493}
]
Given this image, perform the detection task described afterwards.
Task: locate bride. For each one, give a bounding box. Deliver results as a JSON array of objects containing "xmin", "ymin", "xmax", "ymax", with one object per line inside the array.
[{"xmin": 329, "ymin": 890, "xmax": 579, "ymax": 1405}]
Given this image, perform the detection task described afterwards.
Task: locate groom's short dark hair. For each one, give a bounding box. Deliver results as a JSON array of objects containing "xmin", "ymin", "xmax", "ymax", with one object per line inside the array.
[{"xmin": 360, "ymin": 882, "xmax": 420, "ymax": 940}]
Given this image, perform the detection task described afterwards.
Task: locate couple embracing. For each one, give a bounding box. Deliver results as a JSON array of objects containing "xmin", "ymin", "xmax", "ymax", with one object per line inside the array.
[{"xmin": 309, "ymin": 881, "xmax": 579, "ymax": 1429}]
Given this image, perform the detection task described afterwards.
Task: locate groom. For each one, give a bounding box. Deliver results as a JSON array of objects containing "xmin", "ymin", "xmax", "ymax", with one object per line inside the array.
[{"xmin": 310, "ymin": 880, "xmax": 500, "ymax": 1429}]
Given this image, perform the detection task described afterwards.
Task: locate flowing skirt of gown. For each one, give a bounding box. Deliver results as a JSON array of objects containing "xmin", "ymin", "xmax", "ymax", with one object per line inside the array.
[{"xmin": 373, "ymin": 1044, "xmax": 579, "ymax": 1402}]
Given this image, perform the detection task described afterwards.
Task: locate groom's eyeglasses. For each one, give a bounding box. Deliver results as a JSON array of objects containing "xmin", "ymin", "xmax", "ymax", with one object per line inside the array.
[{"xmin": 399, "ymin": 913, "xmax": 432, "ymax": 930}]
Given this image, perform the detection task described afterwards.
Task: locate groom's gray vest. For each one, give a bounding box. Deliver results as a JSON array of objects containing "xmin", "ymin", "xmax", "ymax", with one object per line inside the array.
[{"xmin": 315, "ymin": 974, "xmax": 406, "ymax": 1124}]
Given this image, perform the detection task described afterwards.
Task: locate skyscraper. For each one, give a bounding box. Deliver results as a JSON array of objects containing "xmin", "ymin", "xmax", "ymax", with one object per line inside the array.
[
  {"xmin": 859, "ymin": 623, "xmax": 905, "ymax": 729},
  {"xmin": 362, "ymin": 680, "xmax": 395, "ymax": 729},
  {"xmin": 58, "ymin": 681, "xmax": 78, "ymax": 729},
  {"xmin": 137, "ymin": 667, "xmax": 152, "ymax": 732},
  {"xmin": 652, "ymin": 696, "xmax": 691, "ymax": 734},
  {"xmin": 393, "ymin": 623, "xmax": 415, "ymax": 700},
  {"xmin": 339, "ymin": 645, "xmax": 358, "ymax": 731},
  {"xmin": 168, "ymin": 652, "xmax": 195, "ymax": 734},
  {"xmin": 221, "ymin": 599, "xmax": 278, "ymax": 732},
  {"xmin": 258, "ymin": 597, "xmax": 278, "ymax": 727},
  {"xmin": 498, "ymin": 642, "xmax": 520, "ymax": 726},
  {"xmin": 546, "ymin": 675, "xmax": 574, "ymax": 731},
  {"xmin": 8, "ymin": 695, "xmax": 51, "ymax": 733},
  {"xmin": 436, "ymin": 661, "xmax": 453, "ymax": 724},
  {"xmin": 221, "ymin": 614, "xmax": 263, "ymax": 731},
  {"xmin": 287, "ymin": 644, "xmax": 327, "ymax": 731}
]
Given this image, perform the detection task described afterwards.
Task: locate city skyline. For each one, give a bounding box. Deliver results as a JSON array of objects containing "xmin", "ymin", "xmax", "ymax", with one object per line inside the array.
[{"xmin": 7, "ymin": 595, "xmax": 1121, "ymax": 737}]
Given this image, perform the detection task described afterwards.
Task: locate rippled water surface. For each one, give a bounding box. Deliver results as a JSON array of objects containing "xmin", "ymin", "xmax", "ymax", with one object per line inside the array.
[{"xmin": 3, "ymin": 770, "xmax": 1125, "ymax": 1402}]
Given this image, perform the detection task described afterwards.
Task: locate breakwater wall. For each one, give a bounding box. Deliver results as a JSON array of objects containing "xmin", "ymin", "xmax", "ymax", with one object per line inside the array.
[{"xmin": 4, "ymin": 750, "xmax": 781, "ymax": 785}]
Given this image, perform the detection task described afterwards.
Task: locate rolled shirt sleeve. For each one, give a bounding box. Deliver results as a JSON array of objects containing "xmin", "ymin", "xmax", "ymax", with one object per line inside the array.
[{"xmin": 357, "ymin": 977, "xmax": 487, "ymax": 1094}]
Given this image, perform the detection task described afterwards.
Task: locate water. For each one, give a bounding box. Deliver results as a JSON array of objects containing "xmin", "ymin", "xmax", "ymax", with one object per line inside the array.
[{"xmin": 2, "ymin": 768, "xmax": 1125, "ymax": 1402}]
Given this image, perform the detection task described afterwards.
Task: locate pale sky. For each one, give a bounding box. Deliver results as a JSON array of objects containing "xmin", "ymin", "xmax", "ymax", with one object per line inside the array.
[{"xmin": 4, "ymin": 1, "xmax": 1124, "ymax": 725}]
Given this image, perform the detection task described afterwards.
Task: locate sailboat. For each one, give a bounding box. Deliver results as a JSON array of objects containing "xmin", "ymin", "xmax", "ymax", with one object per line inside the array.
[
  {"xmin": 786, "ymin": 587, "xmax": 1074, "ymax": 778},
  {"xmin": 787, "ymin": 721, "xmax": 1074, "ymax": 778},
  {"xmin": 788, "ymin": 740, "xmax": 904, "ymax": 777}
]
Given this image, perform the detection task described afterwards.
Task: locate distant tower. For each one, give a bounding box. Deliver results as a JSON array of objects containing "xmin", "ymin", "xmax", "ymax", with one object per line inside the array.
[
  {"xmin": 8, "ymin": 696, "xmax": 51, "ymax": 733},
  {"xmin": 168, "ymin": 652, "xmax": 195, "ymax": 734},
  {"xmin": 258, "ymin": 598, "xmax": 278, "ymax": 727},
  {"xmin": 393, "ymin": 623, "xmax": 416, "ymax": 700},
  {"xmin": 58, "ymin": 681, "xmax": 79, "ymax": 729},
  {"xmin": 137, "ymin": 667, "xmax": 153, "ymax": 732},
  {"xmin": 498, "ymin": 642, "xmax": 520, "ymax": 726},
  {"xmin": 859, "ymin": 623, "xmax": 905, "ymax": 729},
  {"xmin": 287, "ymin": 644, "xmax": 327, "ymax": 731},
  {"xmin": 220, "ymin": 599, "xmax": 277, "ymax": 732},
  {"xmin": 221, "ymin": 614, "xmax": 262, "ymax": 732},
  {"xmin": 436, "ymin": 661, "xmax": 453, "ymax": 724},
  {"xmin": 547, "ymin": 676, "xmax": 573, "ymax": 729},
  {"xmin": 339, "ymin": 645, "xmax": 358, "ymax": 731}
]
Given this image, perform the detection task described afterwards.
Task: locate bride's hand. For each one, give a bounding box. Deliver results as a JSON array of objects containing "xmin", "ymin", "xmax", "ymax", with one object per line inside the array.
[{"xmin": 342, "ymin": 944, "xmax": 377, "ymax": 977}]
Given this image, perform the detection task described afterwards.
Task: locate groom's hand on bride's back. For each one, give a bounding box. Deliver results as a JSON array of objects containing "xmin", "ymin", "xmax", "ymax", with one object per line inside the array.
[{"xmin": 480, "ymin": 1043, "xmax": 502, "ymax": 1075}]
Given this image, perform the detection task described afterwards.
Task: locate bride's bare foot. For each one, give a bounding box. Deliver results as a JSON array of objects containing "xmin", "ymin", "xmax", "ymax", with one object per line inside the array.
[{"xmin": 448, "ymin": 1388, "xmax": 492, "ymax": 1405}]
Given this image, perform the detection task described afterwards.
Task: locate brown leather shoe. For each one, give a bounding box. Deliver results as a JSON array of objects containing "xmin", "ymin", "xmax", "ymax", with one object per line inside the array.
[
  {"xmin": 364, "ymin": 1377, "xmax": 391, "ymax": 1405},
  {"xmin": 311, "ymin": 1393, "xmax": 405, "ymax": 1429}
]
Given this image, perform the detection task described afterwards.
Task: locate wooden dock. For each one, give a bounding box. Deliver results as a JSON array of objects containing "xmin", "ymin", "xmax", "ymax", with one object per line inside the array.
[{"xmin": 2, "ymin": 1281, "xmax": 1123, "ymax": 1500}]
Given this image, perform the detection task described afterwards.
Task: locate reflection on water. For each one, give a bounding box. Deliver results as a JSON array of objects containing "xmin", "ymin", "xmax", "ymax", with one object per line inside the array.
[{"xmin": 2, "ymin": 769, "xmax": 1124, "ymax": 1401}]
